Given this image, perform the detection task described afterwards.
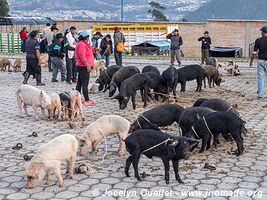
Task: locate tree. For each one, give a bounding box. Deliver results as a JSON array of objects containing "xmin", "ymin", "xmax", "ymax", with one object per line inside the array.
[
  {"xmin": 0, "ymin": 0, "xmax": 9, "ymax": 16},
  {"xmin": 148, "ymin": 1, "xmax": 168, "ymax": 21}
]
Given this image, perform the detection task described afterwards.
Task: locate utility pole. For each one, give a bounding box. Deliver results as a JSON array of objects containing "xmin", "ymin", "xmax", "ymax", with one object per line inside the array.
[{"xmin": 121, "ymin": 0, "xmax": 124, "ymax": 22}]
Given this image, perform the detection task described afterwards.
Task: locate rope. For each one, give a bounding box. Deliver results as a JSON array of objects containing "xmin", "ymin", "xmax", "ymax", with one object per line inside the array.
[
  {"xmin": 191, "ymin": 126, "xmax": 201, "ymax": 139},
  {"xmin": 203, "ymin": 116, "xmax": 213, "ymax": 136},
  {"xmin": 104, "ymin": 69, "xmax": 111, "ymax": 81},
  {"xmin": 226, "ymin": 106, "xmax": 232, "ymax": 112},
  {"xmin": 110, "ymin": 81, "xmax": 118, "ymax": 88},
  {"xmin": 142, "ymin": 138, "xmax": 172, "ymax": 154},
  {"xmin": 148, "ymin": 91, "xmax": 176, "ymax": 99},
  {"xmin": 140, "ymin": 113, "xmax": 151, "ymax": 123},
  {"xmin": 136, "ymin": 118, "xmax": 142, "ymax": 128}
]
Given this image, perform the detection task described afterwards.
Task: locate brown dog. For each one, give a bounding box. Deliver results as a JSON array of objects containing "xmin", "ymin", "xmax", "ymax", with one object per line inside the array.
[
  {"xmin": 1, "ymin": 59, "xmax": 11, "ymax": 71},
  {"xmin": 12, "ymin": 58, "xmax": 22, "ymax": 72},
  {"xmin": 91, "ymin": 59, "xmax": 106, "ymax": 77}
]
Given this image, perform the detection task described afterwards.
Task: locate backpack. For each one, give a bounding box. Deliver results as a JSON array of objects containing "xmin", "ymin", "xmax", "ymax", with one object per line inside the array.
[{"xmin": 40, "ymin": 39, "xmax": 48, "ymax": 54}]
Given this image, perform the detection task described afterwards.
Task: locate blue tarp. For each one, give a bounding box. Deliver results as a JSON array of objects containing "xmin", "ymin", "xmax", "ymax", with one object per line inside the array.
[
  {"xmin": 133, "ymin": 40, "xmax": 171, "ymax": 51},
  {"xmin": 210, "ymin": 46, "xmax": 241, "ymax": 52}
]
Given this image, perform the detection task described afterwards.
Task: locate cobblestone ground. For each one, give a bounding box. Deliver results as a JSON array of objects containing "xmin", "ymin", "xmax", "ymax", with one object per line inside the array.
[{"xmin": 0, "ymin": 56, "xmax": 267, "ymax": 200}]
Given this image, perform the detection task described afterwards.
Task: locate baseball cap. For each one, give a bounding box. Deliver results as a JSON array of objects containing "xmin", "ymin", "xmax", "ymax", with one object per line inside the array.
[
  {"xmin": 260, "ymin": 26, "xmax": 267, "ymax": 33},
  {"xmin": 79, "ymin": 30, "xmax": 90, "ymax": 38}
]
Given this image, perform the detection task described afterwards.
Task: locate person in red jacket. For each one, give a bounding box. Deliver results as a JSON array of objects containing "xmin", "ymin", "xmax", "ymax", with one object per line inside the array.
[
  {"xmin": 19, "ymin": 27, "xmax": 28, "ymax": 53},
  {"xmin": 75, "ymin": 30, "xmax": 96, "ymax": 106}
]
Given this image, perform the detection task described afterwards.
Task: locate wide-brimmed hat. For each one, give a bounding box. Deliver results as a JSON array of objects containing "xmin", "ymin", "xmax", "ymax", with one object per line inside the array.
[
  {"xmin": 260, "ymin": 26, "xmax": 267, "ymax": 33},
  {"xmin": 50, "ymin": 25, "xmax": 59, "ymax": 31}
]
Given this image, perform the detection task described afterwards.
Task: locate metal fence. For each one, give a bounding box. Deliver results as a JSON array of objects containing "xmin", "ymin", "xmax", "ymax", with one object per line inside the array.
[{"xmin": 0, "ymin": 33, "xmax": 22, "ymax": 54}]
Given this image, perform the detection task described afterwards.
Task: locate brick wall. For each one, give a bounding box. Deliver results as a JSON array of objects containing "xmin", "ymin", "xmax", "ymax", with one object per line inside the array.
[{"xmin": 1, "ymin": 19, "xmax": 266, "ymax": 57}]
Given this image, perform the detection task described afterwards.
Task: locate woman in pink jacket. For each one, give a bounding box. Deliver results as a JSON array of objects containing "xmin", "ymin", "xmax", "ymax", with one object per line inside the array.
[{"xmin": 75, "ymin": 31, "xmax": 95, "ymax": 105}]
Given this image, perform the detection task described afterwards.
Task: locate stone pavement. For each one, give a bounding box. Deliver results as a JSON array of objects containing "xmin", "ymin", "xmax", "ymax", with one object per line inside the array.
[{"xmin": 0, "ymin": 56, "xmax": 267, "ymax": 200}]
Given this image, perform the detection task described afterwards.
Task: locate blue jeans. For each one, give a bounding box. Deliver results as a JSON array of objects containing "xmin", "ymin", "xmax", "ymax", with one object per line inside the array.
[
  {"xmin": 257, "ymin": 59, "xmax": 267, "ymax": 97},
  {"xmin": 102, "ymin": 54, "xmax": 110, "ymax": 67},
  {"xmin": 51, "ymin": 57, "xmax": 66, "ymax": 81}
]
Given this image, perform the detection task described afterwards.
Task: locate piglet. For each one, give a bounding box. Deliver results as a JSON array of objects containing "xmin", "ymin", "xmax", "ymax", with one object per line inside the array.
[
  {"xmin": 79, "ymin": 115, "xmax": 130, "ymax": 156},
  {"xmin": 17, "ymin": 84, "xmax": 53, "ymax": 121},
  {"xmin": 25, "ymin": 134, "xmax": 78, "ymax": 188}
]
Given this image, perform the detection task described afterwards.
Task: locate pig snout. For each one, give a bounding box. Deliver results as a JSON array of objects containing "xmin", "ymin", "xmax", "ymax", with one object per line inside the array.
[{"xmin": 26, "ymin": 181, "xmax": 37, "ymax": 189}]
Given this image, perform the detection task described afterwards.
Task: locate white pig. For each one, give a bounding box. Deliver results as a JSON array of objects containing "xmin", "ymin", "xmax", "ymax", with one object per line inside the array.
[
  {"xmin": 69, "ymin": 90, "xmax": 84, "ymax": 121},
  {"xmin": 17, "ymin": 84, "xmax": 53, "ymax": 121},
  {"xmin": 51, "ymin": 93, "xmax": 62, "ymax": 120},
  {"xmin": 79, "ymin": 115, "xmax": 130, "ymax": 156},
  {"xmin": 25, "ymin": 134, "xmax": 78, "ymax": 188}
]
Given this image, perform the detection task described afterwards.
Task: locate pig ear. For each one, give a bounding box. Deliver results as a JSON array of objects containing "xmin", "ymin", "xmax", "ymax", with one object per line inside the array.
[
  {"xmin": 32, "ymin": 162, "xmax": 44, "ymax": 174},
  {"xmin": 170, "ymin": 139, "xmax": 179, "ymax": 146}
]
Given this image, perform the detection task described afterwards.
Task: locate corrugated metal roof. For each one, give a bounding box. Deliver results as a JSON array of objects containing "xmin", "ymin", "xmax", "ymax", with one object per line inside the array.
[{"xmin": 0, "ymin": 17, "xmax": 56, "ymax": 26}]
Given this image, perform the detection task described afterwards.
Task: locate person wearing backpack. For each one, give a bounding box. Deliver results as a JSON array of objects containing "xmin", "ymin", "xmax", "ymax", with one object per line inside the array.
[
  {"xmin": 166, "ymin": 29, "xmax": 183, "ymax": 67},
  {"xmin": 113, "ymin": 26, "xmax": 125, "ymax": 66},
  {"xmin": 65, "ymin": 26, "xmax": 77, "ymax": 84},
  {"xmin": 49, "ymin": 33, "xmax": 66, "ymax": 82}
]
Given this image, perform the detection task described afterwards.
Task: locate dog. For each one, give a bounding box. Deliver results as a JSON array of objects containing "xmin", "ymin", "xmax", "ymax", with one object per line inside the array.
[
  {"xmin": 1, "ymin": 59, "xmax": 11, "ymax": 71},
  {"xmin": 224, "ymin": 61, "xmax": 240, "ymax": 76},
  {"xmin": 91, "ymin": 59, "xmax": 106, "ymax": 77},
  {"xmin": 12, "ymin": 58, "xmax": 22, "ymax": 72}
]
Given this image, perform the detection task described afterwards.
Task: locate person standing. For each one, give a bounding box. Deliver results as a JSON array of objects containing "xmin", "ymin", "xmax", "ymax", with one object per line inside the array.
[
  {"xmin": 49, "ymin": 33, "xmax": 66, "ymax": 82},
  {"xmin": 100, "ymin": 34, "xmax": 113, "ymax": 67},
  {"xmin": 23, "ymin": 30, "xmax": 45, "ymax": 86},
  {"xmin": 43, "ymin": 24, "xmax": 59, "ymax": 72},
  {"xmin": 65, "ymin": 26, "xmax": 77, "ymax": 84},
  {"xmin": 198, "ymin": 31, "xmax": 211, "ymax": 64},
  {"xmin": 19, "ymin": 27, "xmax": 28, "ymax": 53},
  {"xmin": 166, "ymin": 29, "xmax": 183, "ymax": 67},
  {"xmin": 75, "ymin": 31, "xmax": 96, "ymax": 106},
  {"xmin": 250, "ymin": 26, "xmax": 267, "ymax": 99},
  {"xmin": 91, "ymin": 32, "xmax": 102, "ymax": 60},
  {"xmin": 113, "ymin": 26, "xmax": 125, "ymax": 66}
]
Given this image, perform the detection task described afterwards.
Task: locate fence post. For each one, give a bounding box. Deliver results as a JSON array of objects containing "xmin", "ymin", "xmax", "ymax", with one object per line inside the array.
[
  {"xmin": 17, "ymin": 34, "xmax": 20, "ymax": 53},
  {"xmin": 0, "ymin": 33, "xmax": 2, "ymax": 53},
  {"xmin": 11, "ymin": 32, "xmax": 15, "ymax": 54},
  {"xmin": 7, "ymin": 33, "xmax": 10, "ymax": 54}
]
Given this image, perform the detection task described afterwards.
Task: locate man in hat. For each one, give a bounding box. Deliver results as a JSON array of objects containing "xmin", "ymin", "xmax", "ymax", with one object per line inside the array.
[
  {"xmin": 167, "ymin": 29, "xmax": 183, "ymax": 67},
  {"xmin": 65, "ymin": 26, "xmax": 78, "ymax": 84},
  {"xmin": 43, "ymin": 24, "xmax": 59, "ymax": 71},
  {"xmin": 198, "ymin": 31, "xmax": 211, "ymax": 64},
  {"xmin": 49, "ymin": 33, "xmax": 66, "ymax": 82},
  {"xmin": 23, "ymin": 30, "xmax": 45, "ymax": 86},
  {"xmin": 250, "ymin": 26, "xmax": 267, "ymax": 99},
  {"xmin": 113, "ymin": 26, "xmax": 125, "ymax": 66}
]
